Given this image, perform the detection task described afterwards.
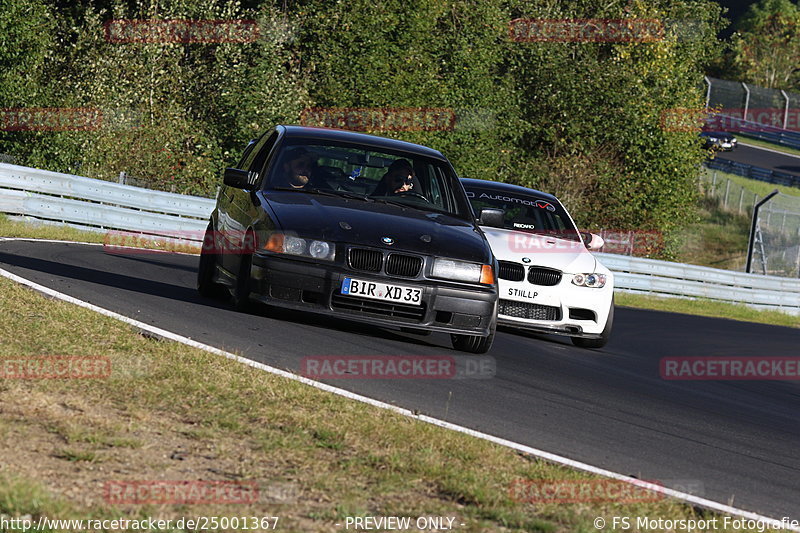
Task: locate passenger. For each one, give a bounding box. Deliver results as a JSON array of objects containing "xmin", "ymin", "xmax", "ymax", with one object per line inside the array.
[{"xmin": 372, "ymin": 159, "xmax": 416, "ymax": 196}]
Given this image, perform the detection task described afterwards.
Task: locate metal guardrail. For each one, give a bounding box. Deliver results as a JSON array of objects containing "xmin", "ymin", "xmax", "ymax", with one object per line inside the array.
[
  {"xmin": 0, "ymin": 162, "xmax": 214, "ymax": 239},
  {"xmin": 596, "ymin": 253, "xmax": 800, "ymax": 316},
  {"xmin": 0, "ymin": 163, "xmax": 798, "ymax": 315},
  {"xmin": 710, "ymin": 113, "xmax": 800, "ymax": 151},
  {"xmin": 704, "ymin": 157, "xmax": 800, "ymax": 188}
]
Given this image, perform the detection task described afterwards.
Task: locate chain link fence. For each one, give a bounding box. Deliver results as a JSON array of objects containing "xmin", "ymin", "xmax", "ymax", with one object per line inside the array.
[
  {"xmin": 700, "ymin": 168, "xmax": 800, "ymax": 277},
  {"xmin": 705, "ymin": 76, "xmax": 800, "ymax": 131}
]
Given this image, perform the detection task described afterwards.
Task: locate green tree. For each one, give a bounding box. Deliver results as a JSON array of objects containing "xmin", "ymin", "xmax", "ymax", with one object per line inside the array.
[
  {"xmin": 729, "ymin": 0, "xmax": 800, "ymax": 90},
  {"xmin": 292, "ymin": 0, "xmax": 522, "ymax": 181},
  {"xmin": 4, "ymin": 0, "xmax": 307, "ymax": 195},
  {"xmin": 505, "ymin": 0, "xmax": 724, "ymax": 248}
]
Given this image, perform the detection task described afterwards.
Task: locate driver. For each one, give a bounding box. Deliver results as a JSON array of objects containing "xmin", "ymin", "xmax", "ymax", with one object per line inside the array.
[
  {"xmin": 372, "ymin": 159, "xmax": 416, "ymax": 196},
  {"xmin": 275, "ymin": 147, "xmax": 317, "ymax": 189}
]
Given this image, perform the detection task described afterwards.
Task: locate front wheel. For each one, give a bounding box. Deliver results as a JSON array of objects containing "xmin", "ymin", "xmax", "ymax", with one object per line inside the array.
[
  {"xmin": 231, "ymin": 252, "xmax": 254, "ymax": 312},
  {"xmin": 451, "ymin": 323, "xmax": 495, "ymax": 354},
  {"xmin": 197, "ymin": 222, "xmax": 227, "ymax": 299},
  {"xmin": 571, "ymin": 298, "xmax": 614, "ymax": 349}
]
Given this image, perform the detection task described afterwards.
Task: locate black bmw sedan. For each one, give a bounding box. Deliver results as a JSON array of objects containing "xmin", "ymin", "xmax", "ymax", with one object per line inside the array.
[{"xmin": 197, "ymin": 125, "xmax": 498, "ymax": 353}]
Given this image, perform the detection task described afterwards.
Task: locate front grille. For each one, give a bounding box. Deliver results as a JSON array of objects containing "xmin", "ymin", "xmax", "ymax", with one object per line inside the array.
[
  {"xmin": 386, "ymin": 253, "xmax": 423, "ymax": 277},
  {"xmin": 527, "ymin": 267, "xmax": 562, "ymax": 286},
  {"xmin": 499, "ymin": 299, "xmax": 561, "ymax": 321},
  {"xmin": 498, "ymin": 261, "xmax": 525, "ymax": 281},
  {"xmin": 331, "ymin": 293, "xmax": 426, "ymax": 321},
  {"xmin": 348, "ymin": 248, "xmax": 382, "ymax": 272}
]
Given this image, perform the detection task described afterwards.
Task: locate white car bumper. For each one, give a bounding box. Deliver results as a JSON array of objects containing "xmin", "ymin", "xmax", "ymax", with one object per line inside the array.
[{"xmin": 496, "ymin": 269, "xmax": 613, "ymax": 337}]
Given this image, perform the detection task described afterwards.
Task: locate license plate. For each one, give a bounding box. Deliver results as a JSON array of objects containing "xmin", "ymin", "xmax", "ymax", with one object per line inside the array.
[{"xmin": 341, "ymin": 277, "xmax": 422, "ymax": 306}]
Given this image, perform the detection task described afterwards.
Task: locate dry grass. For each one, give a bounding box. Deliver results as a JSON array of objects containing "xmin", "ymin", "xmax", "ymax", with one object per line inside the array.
[{"xmin": 0, "ymin": 275, "xmax": 776, "ymax": 532}]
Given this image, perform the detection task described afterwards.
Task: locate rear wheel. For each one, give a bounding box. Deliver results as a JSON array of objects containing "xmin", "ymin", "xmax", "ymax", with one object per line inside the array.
[
  {"xmin": 571, "ymin": 298, "xmax": 614, "ymax": 349},
  {"xmin": 197, "ymin": 222, "xmax": 226, "ymax": 299},
  {"xmin": 451, "ymin": 323, "xmax": 495, "ymax": 354}
]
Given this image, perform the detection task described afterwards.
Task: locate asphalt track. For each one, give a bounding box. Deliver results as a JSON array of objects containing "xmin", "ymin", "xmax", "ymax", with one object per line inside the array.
[
  {"xmin": 716, "ymin": 144, "xmax": 800, "ymax": 176},
  {"xmin": 1, "ymin": 239, "xmax": 799, "ymax": 521}
]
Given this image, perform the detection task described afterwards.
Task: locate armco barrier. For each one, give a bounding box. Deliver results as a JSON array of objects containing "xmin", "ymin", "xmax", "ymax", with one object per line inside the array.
[
  {"xmin": 596, "ymin": 253, "xmax": 800, "ymax": 316},
  {"xmin": 0, "ymin": 162, "xmax": 798, "ymax": 315},
  {"xmin": 707, "ymin": 112, "xmax": 800, "ymax": 151},
  {"xmin": 0, "ymin": 162, "xmax": 214, "ymax": 239},
  {"xmin": 704, "ymin": 157, "xmax": 800, "ymax": 188}
]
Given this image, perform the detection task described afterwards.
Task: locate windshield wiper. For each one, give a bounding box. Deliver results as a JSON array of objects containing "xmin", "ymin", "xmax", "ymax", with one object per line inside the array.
[
  {"xmin": 371, "ymin": 197, "xmax": 411, "ymax": 210},
  {"xmin": 274, "ymin": 187, "xmax": 375, "ymax": 202},
  {"xmin": 325, "ymin": 189, "xmax": 375, "ymax": 202}
]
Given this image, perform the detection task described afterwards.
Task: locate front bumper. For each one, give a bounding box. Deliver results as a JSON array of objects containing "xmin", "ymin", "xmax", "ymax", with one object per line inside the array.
[
  {"xmin": 495, "ymin": 279, "xmax": 613, "ymax": 338},
  {"xmin": 250, "ymin": 253, "xmax": 497, "ymax": 336}
]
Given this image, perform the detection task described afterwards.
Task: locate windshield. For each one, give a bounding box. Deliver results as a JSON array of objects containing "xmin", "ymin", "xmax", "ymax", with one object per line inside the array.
[
  {"xmin": 264, "ymin": 140, "xmax": 468, "ymax": 218},
  {"xmin": 465, "ymin": 186, "xmax": 580, "ymax": 242}
]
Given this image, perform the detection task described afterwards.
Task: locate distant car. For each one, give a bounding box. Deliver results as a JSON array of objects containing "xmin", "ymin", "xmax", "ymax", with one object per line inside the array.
[
  {"xmin": 462, "ymin": 178, "xmax": 614, "ymax": 349},
  {"xmin": 198, "ymin": 126, "xmax": 499, "ymax": 353},
  {"xmin": 700, "ymin": 131, "xmax": 737, "ymax": 151}
]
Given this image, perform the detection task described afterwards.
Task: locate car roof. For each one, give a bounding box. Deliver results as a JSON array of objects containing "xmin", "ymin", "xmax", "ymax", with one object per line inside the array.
[
  {"xmin": 460, "ymin": 177, "xmax": 560, "ymax": 203},
  {"xmin": 279, "ymin": 125, "xmax": 447, "ymax": 160},
  {"xmin": 700, "ymin": 131, "xmax": 734, "ymax": 136}
]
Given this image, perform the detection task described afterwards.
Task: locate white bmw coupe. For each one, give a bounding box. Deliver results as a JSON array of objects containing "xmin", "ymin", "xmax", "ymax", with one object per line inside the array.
[{"xmin": 462, "ymin": 178, "xmax": 614, "ymax": 349}]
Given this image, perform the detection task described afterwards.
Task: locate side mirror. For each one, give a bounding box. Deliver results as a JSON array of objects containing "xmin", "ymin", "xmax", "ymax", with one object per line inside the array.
[
  {"xmin": 580, "ymin": 231, "xmax": 605, "ymax": 250},
  {"xmin": 224, "ymin": 168, "xmax": 257, "ymax": 189},
  {"xmin": 478, "ymin": 208, "xmax": 505, "ymax": 228}
]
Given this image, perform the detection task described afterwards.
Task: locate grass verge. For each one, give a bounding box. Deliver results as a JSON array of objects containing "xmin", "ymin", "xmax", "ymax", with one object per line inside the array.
[
  {"xmin": 0, "ymin": 271, "xmax": 779, "ymax": 531},
  {"xmin": 674, "ymin": 194, "xmax": 751, "ymax": 271},
  {"xmin": 0, "ymin": 214, "xmax": 107, "ymax": 243},
  {"xmin": 616, "ymin": 292, "xmax": 799, "ymax": 329},
  {"xmin": 703, "ymin": 168, "xmax": 800, "ymax": 199}
]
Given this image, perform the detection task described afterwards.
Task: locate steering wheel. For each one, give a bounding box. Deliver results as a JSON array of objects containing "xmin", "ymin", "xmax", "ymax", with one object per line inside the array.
[{"xmin": 395, "ymin": 190, "xmax": 430, "ymax": 203}]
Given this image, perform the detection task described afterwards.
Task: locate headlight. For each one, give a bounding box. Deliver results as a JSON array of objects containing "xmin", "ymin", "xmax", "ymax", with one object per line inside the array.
[
  {"xmin": 264, "ymin": 233, "xmax": 336, "ymax": 261},
  {"xmin": 708, "ymin": 137, "xmax": 718, "ymax": 142},
  {"xmin": 572, "ymin": 273, "xmax": 606, "ymax": 288},
  {"xmin": 431, "ymin": 258, "xmax": 494, "ymax": 285}
]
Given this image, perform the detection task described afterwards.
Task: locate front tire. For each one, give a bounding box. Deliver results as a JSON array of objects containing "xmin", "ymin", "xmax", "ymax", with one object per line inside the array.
[
  {"xmin": 451, "ymin": 323, "xmax": 495, "ymax": 354},
  {"xmin": 231, "ymin": 252, "xmax": 254, "ymax": 312},
  {"xmin": 197, "ymin": 222, "xmax": 227, "ymax": 299},
  {"xmin": 571, "ymin": 298, "xmax": 614, "ymax": 349}
]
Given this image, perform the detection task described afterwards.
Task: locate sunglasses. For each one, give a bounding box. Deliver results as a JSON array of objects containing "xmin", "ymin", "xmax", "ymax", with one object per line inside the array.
[{"xmin": 390, "ymin": 172, "xmax": 413, "ymax": 185}]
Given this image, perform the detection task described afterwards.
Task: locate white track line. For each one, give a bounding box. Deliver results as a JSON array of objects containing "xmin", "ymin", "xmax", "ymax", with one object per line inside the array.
[{"xmin": 0, "ymin": 238, "xmax": 797, "ymax": 530}]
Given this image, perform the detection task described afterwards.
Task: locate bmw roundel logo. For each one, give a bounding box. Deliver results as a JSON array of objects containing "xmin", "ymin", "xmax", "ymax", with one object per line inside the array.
[
  {"xmin": 522, "ymin": 257, "xmax": 532, "ymax": 263},
  {"xmin": 381, "ymin": 237, "xmax": 394, "ymax": 245}
]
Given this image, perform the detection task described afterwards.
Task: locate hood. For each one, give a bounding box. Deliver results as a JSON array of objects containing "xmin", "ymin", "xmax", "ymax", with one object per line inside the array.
[
  {"xmin": 261, "ymin": 191, "xmax": 491, "ymax": 263},
  {"xmin": 480, "ymin": 226, "xmax": 597, "ymax": 273}
]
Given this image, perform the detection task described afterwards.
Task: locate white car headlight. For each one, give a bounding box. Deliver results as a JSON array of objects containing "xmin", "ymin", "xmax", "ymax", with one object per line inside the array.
[
  {"xmin": 572, "ymin": 273, "xmax": 606, "ymax": 288},
  {"xmin": 309, "ymin": 240, "xmax": 332, "ymax": 259},
  {"xmin": 264, "ymin": 233, "xmax": 336, "ymax": 261},
  {"xmin": 284, "ymin": 236, "xmax": 306, "ymax": 255},
  {"xmin": 431, "ymin": 258, "xmax": 495, "ymax": 285}
]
